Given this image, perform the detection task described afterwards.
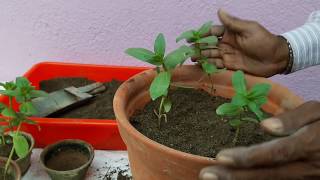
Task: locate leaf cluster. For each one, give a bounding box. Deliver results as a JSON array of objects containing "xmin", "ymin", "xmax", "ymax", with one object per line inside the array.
[
  {"xmin": 0, "ymin": 77, "xmax": 47, "ymax": 159},
  {"xmin": 216, "ymin": 71, "xmax": 271, "ymax": 128},
  {"xmin": 176, "ymin": 21, "xmax": 219, "ymax": 75},
  {"xmin": 125, "ymin": 33, "xmax": 193, "ymax": 115}
]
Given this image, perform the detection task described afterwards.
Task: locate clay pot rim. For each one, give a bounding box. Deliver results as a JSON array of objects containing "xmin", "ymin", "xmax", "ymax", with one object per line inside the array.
[
  {"xmin": 114, "ymin": 65, "xmax": 304, "ymax": 163},
  {"xmin": 4, "ymin": 131, "xmax": 35, "ymax": 162},
  {"xmin": 39, "ymin": 139, "xmax": 95, "ymax": 173},
  {"xmin": 0, "ymin": 156, "xmax": 22, "ymax": 180}
]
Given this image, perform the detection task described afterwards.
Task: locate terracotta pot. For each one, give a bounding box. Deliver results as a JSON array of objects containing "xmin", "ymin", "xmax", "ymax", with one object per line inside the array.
[
  {"xmin": 0, "ymin": 157, "xmax": 21, "ymax": 180},
  {"xmin": 113, "ymin": 65, "xmax": 304, "ymax": 180},
  {"xmin": 40, "ymin": 139, "xmax": 94, "ymax": 180}
]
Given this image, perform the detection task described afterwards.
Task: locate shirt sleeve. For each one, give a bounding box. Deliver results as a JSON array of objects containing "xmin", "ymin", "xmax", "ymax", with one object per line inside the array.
[{"xmin": 282, "ymin": 11, "xmax": 320, "ymax": 72}]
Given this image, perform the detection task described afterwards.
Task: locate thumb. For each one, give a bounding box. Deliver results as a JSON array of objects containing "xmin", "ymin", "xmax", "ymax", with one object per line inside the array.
[{"xmin": 218, "ymin": 9, "xmax": 250, "ymax": 33}]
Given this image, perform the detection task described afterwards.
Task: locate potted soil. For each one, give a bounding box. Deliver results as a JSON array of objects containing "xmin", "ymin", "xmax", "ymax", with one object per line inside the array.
[
  {"xmin": 114, "ymin": 30, "xmax": 303, "ymax": 179},
  {"xmin": 0, "ymin": 157, "xmax": 21, "ymax": 180},
  {"xmin": 0, "ymin": 62, "xmax": 148, "ymax": 150},
  {"xmin": 0, "ymin": 77, "xmax": 47, "ymax": 176},
  {"xmin": 40, "ymin": 139, "xmax": 94, "ymax": 180}
]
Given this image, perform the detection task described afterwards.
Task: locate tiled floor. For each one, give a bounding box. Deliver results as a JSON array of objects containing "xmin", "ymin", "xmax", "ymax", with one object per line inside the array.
[{"xmin": 22, "ymin": 149, "xmax": 131, "ymax": 180}]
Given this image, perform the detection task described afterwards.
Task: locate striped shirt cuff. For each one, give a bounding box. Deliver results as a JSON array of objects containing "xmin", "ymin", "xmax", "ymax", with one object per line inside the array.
[{"xmin": 282, "ymin": 22, "xmax": 320, "ymax": 72}]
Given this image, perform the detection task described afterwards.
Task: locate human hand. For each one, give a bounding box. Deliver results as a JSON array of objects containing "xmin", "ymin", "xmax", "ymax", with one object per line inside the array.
[
  {"xmin": 194, "ymin": 9, "xmax": 289, "ymax": 77},
  {"xmin": 199, "ymin": 101, "xmax": 320, "ymax": 180}
]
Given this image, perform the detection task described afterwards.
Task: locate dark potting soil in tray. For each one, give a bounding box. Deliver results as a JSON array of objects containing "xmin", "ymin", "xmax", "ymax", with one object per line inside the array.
[
  {"xmin": 131, "ymin": 88, "xmax": 274, "ymax": 158},
  {"xmin": 39, "ymin": 77, "xmax": 121, "ymax": 119}
]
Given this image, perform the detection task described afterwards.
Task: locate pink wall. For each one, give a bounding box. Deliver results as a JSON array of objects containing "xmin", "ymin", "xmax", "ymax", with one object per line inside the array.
[{"xmin": 0, "ymin": 0, "xmax": 319, "ymax": 100}]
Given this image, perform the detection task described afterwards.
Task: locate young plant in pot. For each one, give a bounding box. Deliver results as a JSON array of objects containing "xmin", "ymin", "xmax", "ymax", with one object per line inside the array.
[
  {"xmin": 0, "ymin": 77, "xmax": 47, "ymax": 178},
  {"xmin": 116, "ymin": 30, "xmax": 303, "ymax": 180},
  {"xmin": 40, "ymin": 139, "xmax": 94, "ymax": 180},
  {"xmin": 176, "ymin": 21, "xmax": 222, "ymax": 93},
  {"xmin": 126, "ymin": 33, "xmax": 194, "ymax": 128}
]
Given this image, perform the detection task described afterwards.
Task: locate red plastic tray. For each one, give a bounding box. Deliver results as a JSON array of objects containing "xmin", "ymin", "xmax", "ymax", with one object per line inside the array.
[{"xmin": 0, "ymin": 62, "xmax": 148, "ymax": 150}]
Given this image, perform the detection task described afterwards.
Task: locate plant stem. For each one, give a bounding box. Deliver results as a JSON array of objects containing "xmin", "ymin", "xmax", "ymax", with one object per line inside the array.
[
  {"xmin": 157, "ymin": 96, "xmax": 166, "ymax": 128},
  {"xmin": 1, "ymin": 135, "xmax": 5, "ymax": 145},
  {"xmin": 4, "ymin": 124, "xmax": 21, "ymax": 176},
  {"xmin": 232, "ymin": 127, "xmax": 240, "ymax": 146},
  {"xmin": 208, "ymin": 74, "xmax": 215, "ymax": 95},
  {"xmin": 8, "ymin": 97, "xmax": 12, "ymax": 109}
]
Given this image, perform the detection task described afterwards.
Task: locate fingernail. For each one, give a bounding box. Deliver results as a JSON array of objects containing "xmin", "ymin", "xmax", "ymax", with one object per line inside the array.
[
  {"xmin": 261, "ymin": 117, "xmax": 284, "ymax": 134},
  {"xmin": 202, "ymin": 172, "xmax": 218, "ymax": 180},
  {"xmin": 216, "ymin": 154, "xmax": 235, "ymax": 165}
]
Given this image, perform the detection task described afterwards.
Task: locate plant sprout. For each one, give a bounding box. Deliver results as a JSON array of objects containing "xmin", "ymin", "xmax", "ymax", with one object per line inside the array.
[
  {"xmin": 176, "ymin": 21, "xmax": 220, "ymax": 93},
  {"xmin": 125, "ymin": 33, "xmax": 193, "ymax": 127},
  {"xmin": 216, "ymin": 71, "xmax": 271, "ymax": 145},
  {"xmin": 0, "ymin": 77, "xmax": 47, "ymax": 176}
]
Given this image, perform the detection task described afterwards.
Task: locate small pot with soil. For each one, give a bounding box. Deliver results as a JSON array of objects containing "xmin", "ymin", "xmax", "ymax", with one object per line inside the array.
[
  {"xmin": 0, "ymin": 132, "xmax": 35, "ymax": 175},
  {"xmin": 0, "ymin": 157, "xmax": 21, "ymax": 180},
  {"xmin": 40, "ymin": 139, "xmax": 94, "ymax": 180},
  {"xmin": 113, "ymin": 65, "xmax": 303, "ymax": 180}
]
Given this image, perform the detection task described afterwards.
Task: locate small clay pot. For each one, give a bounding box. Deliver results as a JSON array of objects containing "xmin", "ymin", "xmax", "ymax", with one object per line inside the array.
[
  {"xmin": 113, "ymin": 65, "xmax": 304, "ymax": 180},
  {"xmin": 40, "ymin": 139, "xmax": 94, "ymax": 180},
  {"xmin": 0, "ymin": 157, "xmax": 21, "ymax": 180},
  {"xmin": 0, "ymin": 132, "xmax": 35, "ymax": 175}
]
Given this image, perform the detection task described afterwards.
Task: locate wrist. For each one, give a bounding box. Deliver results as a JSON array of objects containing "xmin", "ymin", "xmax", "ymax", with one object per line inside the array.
[{"xmin": 274, "ymin": 35, "xmax": 291, "ymax": 74}]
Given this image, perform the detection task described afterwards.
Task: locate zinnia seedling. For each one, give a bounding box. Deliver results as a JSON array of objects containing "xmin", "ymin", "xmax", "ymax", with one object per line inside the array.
[
  {"xmin": 216, "ymin": 71, "xmax": 271, "ymax": 144},
  {"xmin": 125, "ymin": 33, "xmax": 193, "ymax": 127},
  {"xmin": 0, "ymin": 77, "xmax": 48, "ymax": 176},
  {"xmin": 176, "ymin": 21, "xmax": 221, "ymax": 93}
]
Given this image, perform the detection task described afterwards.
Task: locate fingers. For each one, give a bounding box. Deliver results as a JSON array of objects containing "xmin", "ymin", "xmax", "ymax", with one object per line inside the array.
[
  {"xmin": 201, "ymin": 49, "xmax": 221, "ymax": 58},
  {"xmin": 201, "ymin": 25, "xmax": 225, "ymax": 38},
  {"xmin": 215, "ymin": 119, "xmax": 320, "ymax": 168},
  {"xmin": 200, "ymin": 161, "xmax": 320, "ymax": 180},
  {"xmin": 208, "ymin": 58, "xmax": 224, "ymax": 68},
  {"xmin": 218, "ymin": 9, "xmax": 251, "ymax": 33},
  {"xmin": 261, "ymin": 101, "xmax": 320, "ymax": 136}
]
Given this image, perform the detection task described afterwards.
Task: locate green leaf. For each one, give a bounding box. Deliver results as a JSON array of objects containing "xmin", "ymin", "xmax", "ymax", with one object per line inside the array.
[
  {"xmin": 164, "ymin": 46, "xmax": 193, "ymax": 70},
  {"xmin": 0, "ymin": 103, "xmax": 6, "ymax": 110},
  {"xmin": 196, "ymin": 36, "xmax": 218, "ymax": 45},
  {"xmin": 20, "ymin": 102, "xmax": 37, "ymax": 116},
  {"xmin": 231, "ymin": 94, "xmax": 249, "ymax": 106},
  {"xmin": 248, "ymin": 83, "xmax": 271, "ymax": 99},
  {"xmin": 0, "ymin": 90, "xmax": 17, "ymax": 97},
  {"xmin": 2, "ymin": 108, "xmax": 16, "ymax": 118},
  {"xmin": 253, "ymin": 96, "xmax": 267, "ymax": 107},
  {"xmin": 149, "ymin": 72, "xmax": 171, "ymax": 100},
  {"xmin": 154, "ymin": 33, "xmax": 166, "ymax": 57},
  {"xmin": 248, "ymin": 102, "xmax": 264, "ymax": 121},
  {"xmin": 125, "ymin": 48, "xmax": 159, "ymax": 65},
  {"xmin": 176, "ymin": 30, "xmax": 195, "ymax": 42},
  {"xmin": 241, "ymin": 117, "xmax": 259, "ymax": 124},
  {"xmin": 216, "ymin": 103, "xmax": 241, "ymax": 116},
  {"xmin": 16, "ymin": 77, "xmax": 31, "ymax": 88},
  {"xmin": 163, "ymin": 98, "xmax": 172, "ymax": 113},
  {"xmin": 198, "ymin": 21, "xmax": 213, "ymax": 36},
  {"xmin": 228, "ymin": 119, "xmax": 243, "ymax": 128},
  {"xmin": 202, "ymin": 62, "xmax": 218, "ymax": 74},
  {"xmin": 232, "ymin": 71, "xmax": 247, "ymax": 94},
  {"xmin": 30, "ymin": 90, "xmax": 48, "ymax": 98},
  {"xmin": 13, "ymin": 134, "xmax": 29, "ymax": 158}
]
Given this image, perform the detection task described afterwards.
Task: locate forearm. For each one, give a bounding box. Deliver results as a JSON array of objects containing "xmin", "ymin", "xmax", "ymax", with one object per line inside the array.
[{"xmin": 282, "ymin": 11, "xmax": 320, "ymax": 73}]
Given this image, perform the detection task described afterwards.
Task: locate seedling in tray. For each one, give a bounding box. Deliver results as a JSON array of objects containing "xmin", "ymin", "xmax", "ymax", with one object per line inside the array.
[
  {"xmin": 216, "ymin": 71, "xmax": 271, "ymax": 145},
  {"xmin": 176, "ymin": 21, "xmax": 221, "ymax": 93},
  {"xmin": 125, "ymin": 33, "xmax": 193, "ymax": 127},
  {"xmin": 0, "ymin": 77, "xmax": 47, "ymax": 176}
]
